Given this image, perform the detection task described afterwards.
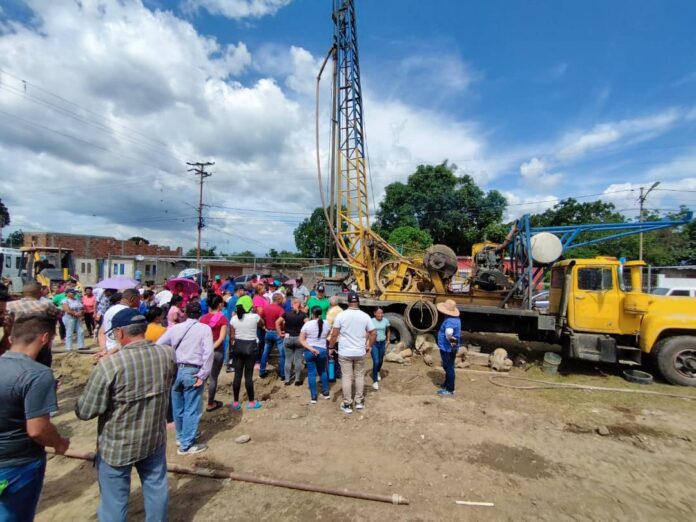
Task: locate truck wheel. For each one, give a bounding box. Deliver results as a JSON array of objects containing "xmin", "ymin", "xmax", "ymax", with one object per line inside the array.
[
  {"xmin": 653, "ymin": 336, "xmax": 696, "ymax": 386},
  {"xmin": 385, "ymin": 313, "xmax": 414, "ymax": 350}
]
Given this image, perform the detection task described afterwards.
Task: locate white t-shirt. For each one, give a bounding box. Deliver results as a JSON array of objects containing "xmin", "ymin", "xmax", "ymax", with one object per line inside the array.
[
  {"xmin": 230, "ymin": 313, "xmax": 261, "ymax": 341},
  {"xmin": 333, "ymin": 308, "xmax": 375, "ymax": 357},
  {"xmin": 103, "ymin": 303, "xmax": 128, "ymax": 351},
  {"xmin": 301, "ymin": 319, "xmax": 329, "ymax": 348}
]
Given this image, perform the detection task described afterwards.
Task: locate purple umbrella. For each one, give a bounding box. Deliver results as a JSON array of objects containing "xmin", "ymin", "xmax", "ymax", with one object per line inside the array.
[{"xmin": 97, "ymin": 276, "xmax": 139, "ymax": 290}]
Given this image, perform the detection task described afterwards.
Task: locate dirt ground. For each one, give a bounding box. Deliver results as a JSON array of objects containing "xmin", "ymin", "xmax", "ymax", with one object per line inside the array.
[{"xmin": 36, "ymin": 335, "xmax": 696, "ymax": 522}]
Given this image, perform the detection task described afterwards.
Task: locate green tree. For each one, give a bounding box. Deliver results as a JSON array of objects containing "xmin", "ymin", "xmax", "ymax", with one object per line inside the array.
[
  {"xmin": 4, "ymin": 229, "xmax": 23, "ymax": 248},
  {"xmin": 375, "ymin": 162, "xmax": 507, "ymax": 254},
  {"xmin": 387, "ymin": 226, "xmax": 433, "ymax": 253},
  {"xmin": 228, "ymin": 250, "xmax": 256, "ymax": 263},
  {"xmin": 128, "ymin": 236, "xmax": 150, "ymax": 245},
  {"xmin": 294, "ymin": 207, "xmax": 340, "ymax": 258},
  {"xmin": 186, "ymin": 246, "xmax": 217, "ymax": 257},
  {"xmin": 0, "ymin": 199, "xmax": 9, "ymax": 230}
]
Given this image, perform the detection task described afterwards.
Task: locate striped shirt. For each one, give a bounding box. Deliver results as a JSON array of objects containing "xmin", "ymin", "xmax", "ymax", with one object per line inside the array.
[{"xmin": 75, "ymin": 339, "xmax": 176, "ymax": 466}]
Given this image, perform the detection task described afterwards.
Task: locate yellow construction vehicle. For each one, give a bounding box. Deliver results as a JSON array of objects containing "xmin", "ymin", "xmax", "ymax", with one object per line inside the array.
[
  {"xmin": 316, "ymin": 1, "xmax": 696, "ymax": 386},
  {"xmin": 21, "ymin": 246, "xmax": 74, "ymax": 293}
]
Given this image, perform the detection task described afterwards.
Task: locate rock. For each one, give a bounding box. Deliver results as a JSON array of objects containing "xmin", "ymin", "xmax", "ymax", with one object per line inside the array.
[
  {"xmin": 384, "ymin": 352, "xmax": 405, "ymax": 364},
  {"xmin": 513, "ymin": 354, "xmax": 527, "ymax": 368},
  {"xmin": 597, "ymin": 426, "xmax": 610, "ymax": 436},
  {"xmin": 456, "ymin": 346, "xmax": 468, "ymax": 359},
  {"xmin": 423, "ymin": 354, "xmax": 434, "ymax": 367},
  {"xmin": 415, "ymin": 333, "xmax": 436, "ymax": 351},
  {"xmin": 391, "ymin": 341, "xmax": 406, "ymax": 354},
  {"xmin": 490, "ymin": 348, "xmax": 513, "ymax": 372},
  {"xmin": 399, "ymin": 348, "xmax": 413, "ymax": 358},
  {"xmin": 456, "ymin": 360, "xmax": 470, "ymax": 369},
  {"xmin": 420, "ymin": 342, "xmax": 437, "ymax": 354},
  {"xmin": 235, "ymin": 434, "xmax": 251, "ymax": 444},
  {"xmin": 291, "ymin": 413, "xmax": 300, "ymax": 420},
  {"xmin": 388, "ymin": 482, "xmax": 393, "ymax": 487}
]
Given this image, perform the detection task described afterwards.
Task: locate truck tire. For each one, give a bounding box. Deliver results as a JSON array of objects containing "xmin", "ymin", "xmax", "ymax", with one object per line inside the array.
[
  {"xmin": 652, "ymin": 336, "xmax": 696, "ymax": 387},
  {"xmin": 385, "ymin": 313, "xmax": 414, "ymax": 350}
]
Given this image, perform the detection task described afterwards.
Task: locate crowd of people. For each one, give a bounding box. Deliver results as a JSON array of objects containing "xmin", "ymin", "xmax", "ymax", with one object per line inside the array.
[{"xmin": 0, "ymin": 274, "xmax": 462, "ymax": 521}]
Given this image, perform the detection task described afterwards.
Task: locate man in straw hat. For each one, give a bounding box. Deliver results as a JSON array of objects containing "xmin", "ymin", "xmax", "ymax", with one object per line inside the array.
[{"xmin": 435, "ymin": 299, "xmax": 461, "ymax": 397}]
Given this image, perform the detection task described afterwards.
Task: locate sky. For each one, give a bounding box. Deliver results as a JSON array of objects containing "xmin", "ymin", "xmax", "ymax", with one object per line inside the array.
[{"xmin": 0, "ymin": 0, "xmax": 695, "ymax": 255}]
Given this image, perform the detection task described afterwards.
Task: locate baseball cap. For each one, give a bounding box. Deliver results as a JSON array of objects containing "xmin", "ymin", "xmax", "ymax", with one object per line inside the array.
[
  {"xmin": 236, "ymin": 295, "xmax": 253, "ymax": 313},
  {"xmin": 317, "ymin": 284, "xmax": 325, "ymax": 292},
  {"xmin": 65, "ymin": 288, "xmax": 76, "ymax": 295},
  {"xmin": 273, "ymin": 279, "xmax": 281, "ymax": 287},
  {"xmin": 347, "ymin": 291, "xmax": 359, "ymax": 303},
  {"xmin": 110, "ymin": 308, "xmax": 147, "ymax": 330}
]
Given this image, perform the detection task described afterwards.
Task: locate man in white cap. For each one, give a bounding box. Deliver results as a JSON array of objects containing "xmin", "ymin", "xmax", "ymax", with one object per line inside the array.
[
  {"xmin": 328, "ymin": 292, "xmax": 375, "ymax": 414},
  {"xmin": 435, "ymin": 299, "xmax": 461, "ymax": 397}
]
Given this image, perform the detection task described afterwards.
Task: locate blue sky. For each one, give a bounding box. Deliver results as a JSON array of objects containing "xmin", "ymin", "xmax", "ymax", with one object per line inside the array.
[{"xmin": 0, "ymin": 0, "xmax": 694, "ymax": 253}]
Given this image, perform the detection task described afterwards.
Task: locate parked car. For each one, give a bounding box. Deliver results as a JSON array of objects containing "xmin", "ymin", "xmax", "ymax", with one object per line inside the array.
[
  {"xmin": 651, "ymin": 287, "xmax": 696, "ymax": 297},
  {"xmin": 531, "ymin": 290, "xmax": 550, "ymax": 310}
]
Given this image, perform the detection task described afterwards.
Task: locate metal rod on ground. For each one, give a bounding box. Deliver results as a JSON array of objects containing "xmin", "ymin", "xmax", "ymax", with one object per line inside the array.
[{"xmin": 47, "ymin": 448, "xmax": 408, "ymax": 505}]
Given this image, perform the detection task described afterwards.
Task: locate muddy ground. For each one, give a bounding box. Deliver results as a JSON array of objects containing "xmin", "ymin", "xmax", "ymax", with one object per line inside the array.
[{"xmin": 36, "ymin": 334, "xmax": 696, "ymax": 521}]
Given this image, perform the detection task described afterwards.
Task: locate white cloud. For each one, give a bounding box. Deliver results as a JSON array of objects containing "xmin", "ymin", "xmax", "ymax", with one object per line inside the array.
[
  {"xmin": 501, "ymin": 191, "xmax": 559, "ymax": 221},
  {"xmin": 558, "ymin": 109, "xmax": 682, "ymax": 158},
  {"xmin": 183, "ymin": 0, "xmax": 292, "ymax": 19},
  {"xmin": 519, "ymin": 157, "xmax": 561, "ymax": 189}
]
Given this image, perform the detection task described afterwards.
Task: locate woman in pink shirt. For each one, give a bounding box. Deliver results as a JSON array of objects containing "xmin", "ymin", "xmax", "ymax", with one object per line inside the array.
[
  {"xmin": 167, "ymin": 295, "xmax": 186, "ymax": 328},
  {"xmin": 252, "ymin": 283, "xmax": 268, "ymax": 359},
  {"xmin": 81, "ymin": 286, "xmax": 97, "ymax": 337}
]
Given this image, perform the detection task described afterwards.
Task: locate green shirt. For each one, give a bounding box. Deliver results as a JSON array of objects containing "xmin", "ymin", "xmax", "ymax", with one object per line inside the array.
[
  {"xmin": 306, "ymin": 296, "xmax": 329, "ymax": 320},
  {"xmin": 52, "ymin": 293, "xmax": 67, "ymax": 307}
]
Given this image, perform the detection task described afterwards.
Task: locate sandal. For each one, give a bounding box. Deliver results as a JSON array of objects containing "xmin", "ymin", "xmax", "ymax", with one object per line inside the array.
[
  {"xmin": 230, "ymin": 402, "xmax": 241, "ymax": 411},
  {"xmin": 246, "ymin": 400, "xmax": 262, "ymax": 410},
  {"xmin": 206, "ymin": 400, "xmax": 223, "ymax": 412}
]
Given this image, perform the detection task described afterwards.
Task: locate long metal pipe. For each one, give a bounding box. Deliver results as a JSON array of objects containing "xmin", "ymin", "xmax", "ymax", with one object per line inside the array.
[{"xmin": 48, "ymin": 448, "xmax": 408, "ymax": 506}]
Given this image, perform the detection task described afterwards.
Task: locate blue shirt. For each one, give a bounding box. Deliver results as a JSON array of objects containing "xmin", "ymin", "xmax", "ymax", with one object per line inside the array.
[
  {"xmin": 437, "ymin": 317, "xmax": 461, "ymax": 352},
  {"xmin": 138, "ymin": 302, "xmax": 148, "ymax": 315},
  {"xmin": 200, "ymin": 298, "xmax": 208, "ymax": 315}
]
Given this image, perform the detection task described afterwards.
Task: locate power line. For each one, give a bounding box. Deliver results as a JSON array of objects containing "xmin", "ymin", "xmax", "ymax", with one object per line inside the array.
[{"xmin": 187, "ymin": 161, "xmax": 214, "ymax": 277}]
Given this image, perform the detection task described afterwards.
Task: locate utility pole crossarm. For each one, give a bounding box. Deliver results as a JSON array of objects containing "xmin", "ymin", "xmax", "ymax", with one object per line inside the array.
[{"xmin": 638, "ymin": 181, "xmax": 660, "ymax": 261}]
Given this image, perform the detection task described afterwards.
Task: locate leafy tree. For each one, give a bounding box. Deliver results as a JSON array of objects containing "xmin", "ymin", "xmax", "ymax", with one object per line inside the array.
[
  {"xmin": 294, "ymin": 207, "xmax": 340, "ymax": 258},
  {"xmin": 186, "ymin": 246, "xmax": 217, "ymax": 257},
  {"xmin": 128, "ymin": 236, "xmax": 150, "ymax": 245},
  {"xmin": 388, "ymin": 226, "xmax": 433, "ymax": 253},
  {"xmin": 375, "ymin": 162, "xmax": 507, "ymax": 254},
  {"xmin": 228, "ymin": 250, "xmax": 256, "ymax": 263},
  {"xmin": 4, "ymin": 229, "xmax": 23, "ymax": 248},
  {"xmin": 0, "ymin": 199, "xmax": 9, "ymax": 229}
]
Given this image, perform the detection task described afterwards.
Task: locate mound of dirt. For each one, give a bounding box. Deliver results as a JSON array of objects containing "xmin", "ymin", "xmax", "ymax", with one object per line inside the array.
[{"xmin": 54, "ymin": 352, "xmax": 97, "ymax": 387}]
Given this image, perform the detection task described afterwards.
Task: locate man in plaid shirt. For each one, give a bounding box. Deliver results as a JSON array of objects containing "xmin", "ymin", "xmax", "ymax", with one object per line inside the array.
[{"xmin": 76, "ymin": 308, "xmax": 176, "ymax": 521}]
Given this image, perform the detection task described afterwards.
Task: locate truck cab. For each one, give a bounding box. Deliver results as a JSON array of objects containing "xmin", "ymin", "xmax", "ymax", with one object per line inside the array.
[{"xmin": 548, "ymin": 257, "xmax": 696, "ymax": 386}]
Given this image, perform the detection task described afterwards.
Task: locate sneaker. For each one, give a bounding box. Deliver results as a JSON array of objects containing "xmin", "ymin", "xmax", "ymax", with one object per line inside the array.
[
  {"xmin": 246, "ymin": 400, "xmax": 262, "ymax": 410},
  {"xmin": 437, "ymin": 389, "xmax": 454, "ymax": 397},
  {"xmin": 310, "ymin": 398, "xmax": 317, "ymax": 404},
  {"xmin": 294, "ymin": 380, "xmax": 304, "ymax": 386},
  {"xmin": 284, "ymin": 376, "xmax": 295, "ymax": 386},
  {"xmin": 372, "ymin": 382, "xmax": 379, "ymax": 391},
  {"xmin": 340, "ymin": 402, "xmax": 353, "ymax": 414},
  {"xmin": 259, "ymin": 372, "xmax": 268, "ymax": 379},
  {"xmin": 230, "ymin": 402, "xmax": 241, "ymax": 411},
  {"xmin": 177, "ymin": 443, "xmax": 208, "ymax": 456},
  {"xmin": 355, "ymin": 400, "xmax": 365, "ymax": 410},
  {"xmin": 175, "ymin": 432, "xmax": 202, "ymax": 447},
  {"xmin": 225, "ymin": 365, "xmax": 234, "ymax": 373},
  {"xmin": 320, "ymin": 393, "xmax": 331, "ymax": 400}
]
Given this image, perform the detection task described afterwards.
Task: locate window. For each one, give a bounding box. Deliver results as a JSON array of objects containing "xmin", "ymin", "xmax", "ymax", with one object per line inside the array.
[
  {"xmin": 81, "ymin": 262, "xmax": 86, "ymax": 273},
  {"xmin": 145, "ymin": 264, "xmax": 151, "ymax": 276},
  {"xmin": 577, "ymin": 268, "xmax": 613, "ymax": 291},
  {"xmin": 87, "ymin": 263, "xmax": 91, "ymax": 274},
  {"xmin": 671, "ymin": 289, "xmax": 690, "ymax": 297},
  {"xmin": 15, "ymin": 257, "xmax": 20, "ymax": 270},
  {"xmin": 120, "ymin": 263, "xmax": 125, "ymax": 275},
  {"xmin": 5, "ymin": 256, "xmax": 10, "ymax": 269},
  {"xmin": 152, "ymin": 264, "xmax": 157, "ymax": 276}
]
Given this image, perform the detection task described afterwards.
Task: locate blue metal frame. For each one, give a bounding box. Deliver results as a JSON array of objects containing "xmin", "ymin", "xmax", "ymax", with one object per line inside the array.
[{"xmin": 501, "ymin": 212, "xmax": 694, "ymax": 308}]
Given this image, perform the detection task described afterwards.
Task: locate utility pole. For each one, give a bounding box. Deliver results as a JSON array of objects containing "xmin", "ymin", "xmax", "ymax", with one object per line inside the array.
[
  {"xmin": 638, "ymin": 181, "xmax": 660, "ymax": 261},
  {"xmin": 186, "ymin": 161, "xmax": 214, "ymax": 284}
]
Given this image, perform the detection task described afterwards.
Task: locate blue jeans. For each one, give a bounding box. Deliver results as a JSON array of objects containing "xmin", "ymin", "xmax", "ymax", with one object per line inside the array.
[
  {"xmin": 171, "ymin": 366, "xmax": 204, "ymax": 450},
  {"xmin": 260, "ymin": 331, "xmax": 285, "ymax": 379},
  {"xmin": 304, "ymin": 347, "xmax": 329, "ymax": 400},
  {"xmin": 440, "ymin": 349, "xmax": 455, "ymax": 392},
  {"xmin": 96, "ymin": 445, "xmax": 168, "ymax": 522},
  {"xmin": 370, "ymin": 340, "xmax": 387, "ymax": 382},
  {"xmin": 0, "ymin": 456, "xmax": 45, "ymax": 522},
  {"xmin": 62, "ymin": 315, "xmax": 84, "ymax": 351}
]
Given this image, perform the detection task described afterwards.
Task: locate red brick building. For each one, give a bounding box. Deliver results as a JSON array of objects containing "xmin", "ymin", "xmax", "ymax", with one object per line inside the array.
[{"xmin": 23, "ymin": 232, "xmax": 182, "ymax": 258}]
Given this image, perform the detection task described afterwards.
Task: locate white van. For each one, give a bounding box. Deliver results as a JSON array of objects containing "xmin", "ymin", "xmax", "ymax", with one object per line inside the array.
[
  {"xmin": 651, "ymin": 287, "xmax": 696, "ymax": 297},
  {"xmin": 0, "ymin": 247, "xmax": 24, "ymax": 291}
]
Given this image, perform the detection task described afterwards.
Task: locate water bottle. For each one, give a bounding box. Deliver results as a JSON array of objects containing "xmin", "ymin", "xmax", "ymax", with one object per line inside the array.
[{"xmin": 328, "ymin": 358, "xmax": 335, "ymax": 380}]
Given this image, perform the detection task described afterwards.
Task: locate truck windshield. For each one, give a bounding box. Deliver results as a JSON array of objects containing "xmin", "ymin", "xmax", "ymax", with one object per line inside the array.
[
  {"xmin": 577, "ymin": 267, "xmax": 613, "ymax": 291},
  {"xmin": 651, "ymin": 288, "xmax": 670, "ymax": 295}
]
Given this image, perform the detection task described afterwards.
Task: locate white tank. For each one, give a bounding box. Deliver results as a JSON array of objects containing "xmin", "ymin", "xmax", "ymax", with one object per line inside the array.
[{"xmin": 530, "ymin": 232, "xmax": 563, "ymax": 264}]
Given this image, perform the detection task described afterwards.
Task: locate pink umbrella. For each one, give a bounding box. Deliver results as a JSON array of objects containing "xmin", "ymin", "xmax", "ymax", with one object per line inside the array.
[
  {"xmin": 165, "ymin": 277, "xmax": 200, "ymax": 295},
  {"xmin": 283, "ymin": 279, "xmax": 297, "ymax": 287}
]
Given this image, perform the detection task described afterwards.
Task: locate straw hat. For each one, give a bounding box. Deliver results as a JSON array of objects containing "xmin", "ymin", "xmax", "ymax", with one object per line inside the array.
[{"xmin": 436, "ymin": 299, "xmax": 460, "ymax": 317}]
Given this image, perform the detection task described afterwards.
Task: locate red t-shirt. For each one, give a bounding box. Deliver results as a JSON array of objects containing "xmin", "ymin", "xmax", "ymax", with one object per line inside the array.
[
  {"xmin": 200, "ymin": 312, "xmax": 226, "ymax": 344},
  {"xmin": 260, "ymin": 304, "xmax": 284, "ymax": 332}
]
